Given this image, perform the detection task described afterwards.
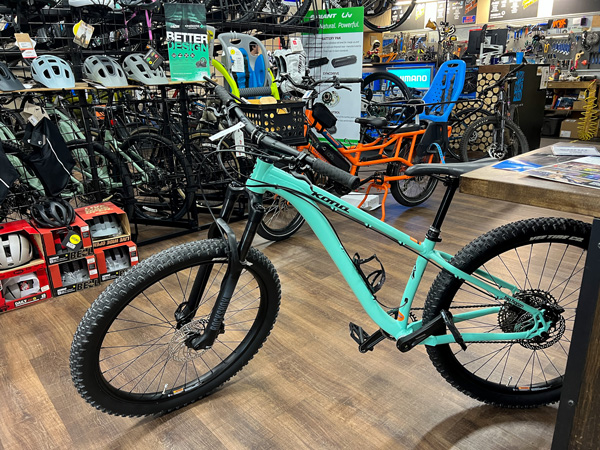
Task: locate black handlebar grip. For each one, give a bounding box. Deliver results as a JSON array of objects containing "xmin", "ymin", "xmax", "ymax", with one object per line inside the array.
[
  {"xmin": 214, "ymin": 84, "xmax": 233, "ymax": 104},
  {"xmin": 337, "ymin": 78, "xmax": 364, "ymax": 84},
  {"xmin": 311, "ymin": 158, "xmax": 360, "ymax": 191},
  {"xmin": 238, "ymin": 86, "xmax": 274, "ymax": 97}
]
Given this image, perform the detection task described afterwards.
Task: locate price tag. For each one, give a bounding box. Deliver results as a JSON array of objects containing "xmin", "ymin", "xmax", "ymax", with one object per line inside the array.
[
  {"xmin": 290, "ymin": 38, "xmax": 304, "ymax": 52},
  {"xmin": 144, "ymin": 47, "xmax": 164, "ymax": 67},
  {"xmin": 62, "ymin": 231, "xmax": 83, "ymax": 251},
  {"xmin": 302, "ymin": 89, "xmax": 314, "ymax": 100},
  {"xmin": 14, "ymin": 33, "xmax": 37, "ymax": 58},
  {"xmin": 229, "ymin": 47, "xmax": 244, "ymax": 73},
  {"xmin": 21, "ymin": 104, "xmax": 49, "ymax": 126},
  {"xmin": 233, "ymin": 129, "xmax": 245, "ymax": 155},
  {"xmin": 73, "ymin": 20, "xmax": 94, "ymax": 48},
  {"xmin": 208, "ymin": 121, "xmax": 245, "ymax": 141}
]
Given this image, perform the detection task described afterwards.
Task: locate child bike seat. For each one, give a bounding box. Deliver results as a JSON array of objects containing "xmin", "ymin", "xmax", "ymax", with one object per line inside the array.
[{"xmin": 218, "ymin": 32, "xmax": 272, "ymax": 98}]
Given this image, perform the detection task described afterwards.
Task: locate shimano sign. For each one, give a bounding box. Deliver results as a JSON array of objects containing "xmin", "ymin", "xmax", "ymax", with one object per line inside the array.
[{"xmin": 387, "ymin": 67, "xmax": 433, "ymax": 89}]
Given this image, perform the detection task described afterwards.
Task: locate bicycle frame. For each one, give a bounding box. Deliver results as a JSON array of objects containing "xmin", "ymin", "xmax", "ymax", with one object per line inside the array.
[{"xmin": 243, "ymin": 158, "xmax": 553, "ymax": 345}]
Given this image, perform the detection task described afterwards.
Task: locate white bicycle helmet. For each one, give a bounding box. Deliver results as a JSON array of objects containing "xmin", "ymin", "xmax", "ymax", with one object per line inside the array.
[
  {"xmin": 31, "ymin": 55, "xmax": 75, "ymax": 89},
  {"xmin": 60, "ymin": 260, "xmax": 90, "ymax": 284},
  {"xmin": 123, "ymin": 53, "xmax": 168, "ymax": 85},
  {"xmin": 89, "ymin": 214, "xmax": 123, "ymax": 239},
  {"xmin": 3, "ymin": 274, "xmax": 41, "ymax": 301},
  {"xmin": 83, "ymin": 56, "xmax": 127, "ymax": 88},
  {"xmin": 105, "ymin": 247, "xmax": 130, "ymax": 272},
  {"xmin": 0, "ymin": 233, "xmax": 33, "ymax": 269}
]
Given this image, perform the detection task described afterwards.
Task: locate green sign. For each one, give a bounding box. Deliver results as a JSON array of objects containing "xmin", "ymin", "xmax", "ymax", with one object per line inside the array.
[
  {"xmin": 304, "ymin": 7, "xmax": 364, "ymax": 34},
  {"xmin": 164, "ymin": 3, "xmax": 210, "ymax": 81}
]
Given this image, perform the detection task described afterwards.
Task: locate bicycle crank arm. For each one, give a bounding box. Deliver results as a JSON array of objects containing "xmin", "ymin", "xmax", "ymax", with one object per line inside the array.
[{"xmin": 396, "ymin": 313, "xmax": 447, "ymax": 352}]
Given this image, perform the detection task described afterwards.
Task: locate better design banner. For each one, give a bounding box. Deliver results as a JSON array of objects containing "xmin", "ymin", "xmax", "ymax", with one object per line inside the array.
[{"xmin": 164, "ymin": 3, "xmax": 210, "ymax": 81}]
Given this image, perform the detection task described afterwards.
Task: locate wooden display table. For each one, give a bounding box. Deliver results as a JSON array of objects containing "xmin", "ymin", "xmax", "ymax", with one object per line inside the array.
[{"xmin": 460, "ymin": 148, "xmax": 600, "ymax": 450}]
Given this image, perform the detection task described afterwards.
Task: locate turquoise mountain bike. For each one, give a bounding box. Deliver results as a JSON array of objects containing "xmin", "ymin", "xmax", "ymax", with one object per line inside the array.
[{"xmin": 69, "ymin": 84, "xmax": 590, "ymax": 417}]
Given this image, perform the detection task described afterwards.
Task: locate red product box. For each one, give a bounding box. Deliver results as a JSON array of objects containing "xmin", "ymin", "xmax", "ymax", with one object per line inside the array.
[
  {"xmin": 94, "ymin": 241, "xmax": 138, "ymax": 282},
  {"xmin": 75, "ymin": 202, "xmax": 131, "ymax": 249},
  {"xmin": 0, "ymin": 219, "xmax": 43, "ymax": 258},
  {"xmin": 48, "ymin": 255, "xmax": 99, "ymax": 297},
  {"xmin": 0, "ymin": 262, "xmax": 51, "ymax": 313},
  {"xmin": 0, "ymin": 220, "xmax": 52, "ymax": 312},
  {"xmin": 33, "ymin": 214, "xmax": 93, "ymax": 265}
]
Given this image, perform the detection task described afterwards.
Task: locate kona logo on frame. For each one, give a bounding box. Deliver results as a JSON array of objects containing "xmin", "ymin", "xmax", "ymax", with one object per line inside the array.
[{"xmin": 311, "ymin": 192, "xmax": 350, "ymax": 212}]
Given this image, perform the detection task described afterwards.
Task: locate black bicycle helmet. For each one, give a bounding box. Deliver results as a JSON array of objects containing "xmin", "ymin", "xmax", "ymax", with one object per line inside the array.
[
  {"xmin": 0, "ymin": 62, "xmax": 25, "ymax": 92},
  {"xmin": 30, "ymin": 198, "xmax": 75, "ymax": 228}
]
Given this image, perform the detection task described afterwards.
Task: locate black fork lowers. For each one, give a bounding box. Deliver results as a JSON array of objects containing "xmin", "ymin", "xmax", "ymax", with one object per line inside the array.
[{"xmin": 174, "ymin": 184, "xmax": 265, "ymax": 350}]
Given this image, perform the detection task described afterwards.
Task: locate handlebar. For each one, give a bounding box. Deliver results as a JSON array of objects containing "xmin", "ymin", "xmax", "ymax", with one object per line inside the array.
[
  {"xmin": 281, "ymin": 74, "xmax": 363, "ymax": 92},
  {"xmin": 212, "ymin": 83, "xmax": 360, "ymax": 191}
]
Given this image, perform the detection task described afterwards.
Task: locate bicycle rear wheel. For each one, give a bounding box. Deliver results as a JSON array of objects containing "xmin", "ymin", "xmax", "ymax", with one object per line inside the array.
[
  {"xmin": 459, "ymin": 116, "xmax": 528, "ymax": 162},
  {"xmin": 257, "ymin": 190, "xmax": 305, "ymax": 241},
  {"xmin": 423, "ymin": 218, "xmax": 590, "ymax": 407},
  {"xmin": 70, "ymin": 239, "xmax": 281, "ymax": 417}
]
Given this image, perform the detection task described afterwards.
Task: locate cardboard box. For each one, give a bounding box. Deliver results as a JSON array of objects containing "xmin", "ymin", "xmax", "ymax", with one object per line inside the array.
[
  {"xmin": 34, "ymin": 214, "xmax": 93, "ymax": 264},
  {"xmin": 48, "ymin": 255, "xmax": 99, "ymax": 296},
  {"xmin": 559, "ymin": 119, "xmax": 579, "ymax": 138},
  {"xmin": 76, "ymin": 202, "xmax": 131, "ymax": 249},
  {"xmin": 94, "ymin": 241, "xmax": 138, "ymax": 282},
  {"xmin": 0, "ymin": 261, "xmax": 51, "ymax": 313},
  {"xmin": 573, "ymin": 100, "xmax": 587, "ymax": 110}
]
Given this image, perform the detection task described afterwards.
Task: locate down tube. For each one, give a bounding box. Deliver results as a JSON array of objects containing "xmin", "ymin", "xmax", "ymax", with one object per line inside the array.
[{"xmin": 248, "ymin": 166, "xmax": 411, "ymax": 338}]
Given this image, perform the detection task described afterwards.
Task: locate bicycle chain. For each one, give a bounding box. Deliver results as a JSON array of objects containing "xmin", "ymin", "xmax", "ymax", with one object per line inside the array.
[{"xmin": 404, "ymin": 304, "xmax": 529, "ymax": 345}]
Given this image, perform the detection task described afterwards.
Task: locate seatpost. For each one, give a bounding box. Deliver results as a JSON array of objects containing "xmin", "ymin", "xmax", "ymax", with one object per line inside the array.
[{"xmin": 426, "ymin": 176, "xmax": 460, "ymax": 241}]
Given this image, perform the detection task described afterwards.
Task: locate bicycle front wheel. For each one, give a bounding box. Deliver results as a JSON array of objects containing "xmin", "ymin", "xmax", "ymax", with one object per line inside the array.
[
  {"xmin": 119, "ymin": 133, "xmax": 194, "ymax": 221},
  {"xmin": 459, "ymin": 116, "xmax": 529, "ymax": 162},
  {"xmin": 423, "ymin": 217, "xmax": 590, "ymax": 407},
  {"xmin": 70, "ymin": 239, "xmax": 281, "ymax": 417}
]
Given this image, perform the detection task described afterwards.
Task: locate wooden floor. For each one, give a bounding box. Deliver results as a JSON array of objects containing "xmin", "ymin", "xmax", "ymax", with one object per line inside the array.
[{"xmin": 0, "ymin": 182, "xmax": 589, "ymax": 450}]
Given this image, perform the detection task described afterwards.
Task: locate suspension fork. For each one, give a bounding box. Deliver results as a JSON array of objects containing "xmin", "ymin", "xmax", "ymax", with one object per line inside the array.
[{"xmin": 180, "ymin": 185, "xmax": 265, "ymax": 350}]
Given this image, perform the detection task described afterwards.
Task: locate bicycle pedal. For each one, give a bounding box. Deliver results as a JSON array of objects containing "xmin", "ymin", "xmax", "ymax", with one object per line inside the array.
[
  {"xmin": 349, "ymin": 322, "xmax": 387, "ymax": 353},
  {"xmin": 441, "ymin": 310, "xmax": 467, "ymax": 351}
]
